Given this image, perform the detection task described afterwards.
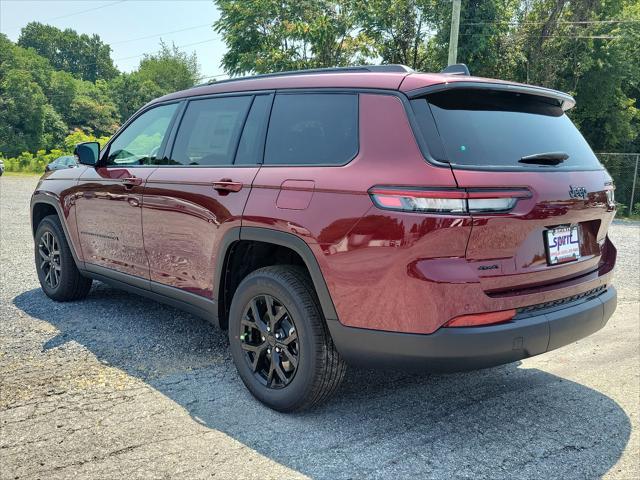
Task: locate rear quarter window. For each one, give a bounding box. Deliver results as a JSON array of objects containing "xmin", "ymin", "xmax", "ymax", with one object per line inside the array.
[
  {"xmin": 264, "ymin": 93, "xmax": 358, "ymax": 166},
  {"xmin": 414, "ymin": 88, "xmax": 602, "ymax": 170}
]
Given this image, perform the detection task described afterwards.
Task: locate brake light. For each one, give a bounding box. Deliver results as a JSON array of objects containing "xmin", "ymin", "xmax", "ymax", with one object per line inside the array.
[
  {"xmin": 444, "ymin": 309, "xmax": 516, "ymax": 328},
  {"xmin": 369, "ymin": 187, "xmax": 531, "ymax": 214},
  {"xmin": 605, "ymin": 187, "xmax": 615, "ymax": 207}
]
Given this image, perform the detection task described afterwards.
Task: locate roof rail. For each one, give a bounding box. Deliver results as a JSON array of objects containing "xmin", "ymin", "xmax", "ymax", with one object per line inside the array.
[
  {"xmin": 201, "ymin": 64, "xmax": 414, "ymax": 86},
  {"xmin": 440, "ymin": 64, "xmax": 471, "ymax": 76}
]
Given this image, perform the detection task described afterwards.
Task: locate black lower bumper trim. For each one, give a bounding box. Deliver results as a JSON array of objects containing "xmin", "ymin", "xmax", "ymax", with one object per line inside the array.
[{"xmin": 327, "ymin": 287, "xmax": 616, "ymax": 372}]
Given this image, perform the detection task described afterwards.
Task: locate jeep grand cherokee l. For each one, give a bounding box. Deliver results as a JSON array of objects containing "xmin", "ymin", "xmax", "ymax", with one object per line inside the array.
[{"xmin": 31, "ymin": 64, "xmax": 617, "ymax": 411}]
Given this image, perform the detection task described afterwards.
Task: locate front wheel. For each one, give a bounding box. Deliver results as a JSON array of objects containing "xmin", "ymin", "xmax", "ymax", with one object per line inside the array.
[
  {"xmin": 228, "ymin": 265, "xmax": 346, "ymax": 412},
  {"xmin": 35, "ymin": 215, "xmax": 92, "ymax": 301}
]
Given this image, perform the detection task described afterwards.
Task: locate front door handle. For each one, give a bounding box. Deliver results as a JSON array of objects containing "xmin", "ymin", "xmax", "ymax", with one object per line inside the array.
[
  {"xmin": 213, "ymin": 180, "xmax": 243, "ymax": 193},
  {"xmin": 122, "ymin": 176, "xmax": 143, "ymax": 188}
]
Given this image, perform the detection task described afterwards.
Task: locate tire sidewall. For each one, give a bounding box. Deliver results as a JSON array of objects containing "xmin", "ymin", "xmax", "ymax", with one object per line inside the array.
[
  {"xmin": 229, "ymin": 271, "xmax": 319, "ymax": 411},
  {"xmin": 34, "ymin": 217, "xmax": 70, "ymax": 298}
]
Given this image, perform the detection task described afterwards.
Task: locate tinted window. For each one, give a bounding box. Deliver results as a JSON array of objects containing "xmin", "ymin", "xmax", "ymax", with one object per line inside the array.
[
  {"xmin": 235, "ymin": 95, "xmax": 272, "ymax": 165},
  {"xmin": 170, "ymin": 96, "xmax": 252, "ymax": 166},
  {"xmin": 106, "ymin": 103, "xmax": 178, "ymax": 166},
  {"xmin": 422, "ymin": 89, "xmax": 600, "ymax": 169},
  {"xmin": 264, "ymin": 94, "xmax": 358, "ymax": 165}
]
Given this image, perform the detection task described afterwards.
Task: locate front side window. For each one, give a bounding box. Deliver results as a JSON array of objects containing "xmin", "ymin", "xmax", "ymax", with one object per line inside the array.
[
  {"xmin": 264, "ymin": 93, "xmax": 358, "ymax": 166},
  {"xmin": 106, "ymin": 103, "xmax": 178, "ymax": 166},
  {"xmin": 170, "ymin": 96, "xmax": 252, "ymax": 166}
]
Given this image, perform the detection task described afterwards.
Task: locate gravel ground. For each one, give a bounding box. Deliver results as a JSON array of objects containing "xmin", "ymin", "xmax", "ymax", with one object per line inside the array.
[{"xmin": 1, "ymin": 175, "xmax": 639, "ymax": 480}]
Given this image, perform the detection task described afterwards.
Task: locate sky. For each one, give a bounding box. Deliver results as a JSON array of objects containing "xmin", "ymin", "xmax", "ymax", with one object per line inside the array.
[{"xmin": 0, "ymin": 0, "xmax": 228, "ymax": 81}]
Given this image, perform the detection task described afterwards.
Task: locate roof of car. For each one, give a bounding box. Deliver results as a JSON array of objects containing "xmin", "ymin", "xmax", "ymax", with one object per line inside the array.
[
  {"xmin": 155, "ymin": 71, "xmax": 501, "ymax": 102},
  {"xmin": 151, "ymin": 66, "xmax": 574, "ymax": 110}
]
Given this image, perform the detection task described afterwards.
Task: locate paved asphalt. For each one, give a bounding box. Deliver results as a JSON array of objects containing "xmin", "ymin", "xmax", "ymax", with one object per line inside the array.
[{"xmin": 1, "ymin": 175, "xmax": 638, "ymax": 479}]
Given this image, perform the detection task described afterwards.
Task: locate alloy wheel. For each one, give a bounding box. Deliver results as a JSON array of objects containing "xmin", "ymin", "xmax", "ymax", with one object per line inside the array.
[
  {"xmin": 38, "ymin": 231, "xmax": 61, "ymax": 289},
  {"xmin": 240, "ymin": 294, "xmax": 299, "ymax": 389}
]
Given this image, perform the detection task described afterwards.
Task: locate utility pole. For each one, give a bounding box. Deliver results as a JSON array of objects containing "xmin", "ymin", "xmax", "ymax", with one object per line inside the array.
[{"xmin": 448, "ymin": 0, "xmax": 462, "ymax": 65}]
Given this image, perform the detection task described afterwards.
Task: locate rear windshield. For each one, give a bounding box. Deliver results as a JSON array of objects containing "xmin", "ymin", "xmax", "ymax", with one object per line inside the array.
[{"xmin": 419, "ymin": 89, "xmax": 601, "ymax": 169}]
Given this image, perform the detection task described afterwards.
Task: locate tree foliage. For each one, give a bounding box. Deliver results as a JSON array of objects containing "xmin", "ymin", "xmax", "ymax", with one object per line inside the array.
[
  {"xmin": 0, "ymin": 69, "xmax": 47, "ymax": 156},
  {"xmin": 18, "ymin": 22, "xmax": 118, "ymax": 82},
  {"xmin": 0, "ymin": 31, "xmax": 200, "ymax": 157},
  {"xmin": 215, "ymin": 0, "xmax": 640, "ymax": 152},
  {"xmin": 214, "ymin": 0, "xmax": 371, "ymax": 75},
  {"xmin": 137, "ymin": 41, "xmax": 200, "ymax": 91},
  {"xmin": 0, "ymin": 1, "xmax": 639, "ymax": 161}
]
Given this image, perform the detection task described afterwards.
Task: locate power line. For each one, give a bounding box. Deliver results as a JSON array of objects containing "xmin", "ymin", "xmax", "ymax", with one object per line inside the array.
[
  {"xmin": 110, "ymin": 23, "xmax": 212, "ymax": 46},
  {"xmin": 2, "ymin": 0, "xmax": 127, "ymax": 31},
  {"xmin": 195, "ymin": 72, "xmax": 228, "ymax": 82},
  {"xmin": 460, "ymin": 19, "xmax": 639, "ymax": 26},
  {"xmin": 42, "ymin": 0, "xmax": 127, "ymax": 22},
  {"xmin": 114, "ymin": 37, "xmax": 219, "ymax": 63},
  {"xmin": 458, "ymin": 33, "xmax": 621, "ymax": 39}
]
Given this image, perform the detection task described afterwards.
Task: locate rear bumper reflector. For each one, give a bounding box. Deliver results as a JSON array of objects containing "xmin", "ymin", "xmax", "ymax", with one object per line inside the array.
[{"xmin": 444, "ymin": 309, "xmax": 517, "ymax": 328}]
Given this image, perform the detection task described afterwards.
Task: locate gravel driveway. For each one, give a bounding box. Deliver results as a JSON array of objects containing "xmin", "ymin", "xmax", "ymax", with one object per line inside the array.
[{"xmin": 1, "ymin": 175, "xmax": 638, "ymax": 479}]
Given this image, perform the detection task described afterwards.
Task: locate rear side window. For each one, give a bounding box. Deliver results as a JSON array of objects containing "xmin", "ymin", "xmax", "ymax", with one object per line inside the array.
[
  {"xmin": 235, "ymin": 94, "xmax": 272, "ymax": 165},
  {"xmin": 416, "ymin": 89, "xmax": 601, "ymax": 169},
  {"xmin": 171, "ymin": 96, "xmax": 252, "ymax": 166},
  {"xmin": 264, "ymin": 93, "xmax": 358, "ymax": 166}
]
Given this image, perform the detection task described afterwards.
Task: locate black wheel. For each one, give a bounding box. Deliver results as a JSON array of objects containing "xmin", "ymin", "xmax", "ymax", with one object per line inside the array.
[
  {"xmin": 35, "ymin": 215, "xmax": 92, "ymax": 301},
  {"xmin": 228, "ymin": 265, "xmax": 346, "ymax": 412}
]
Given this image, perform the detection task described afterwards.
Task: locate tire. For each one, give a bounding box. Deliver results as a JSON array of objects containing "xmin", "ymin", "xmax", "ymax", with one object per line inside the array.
[
  {"xmin": 228, "ymin": 265, "xmax": 346, "ymax": 412},
  {"xmin": 34, "ymin": 215, "xmax": 92, "ymax": 301}
]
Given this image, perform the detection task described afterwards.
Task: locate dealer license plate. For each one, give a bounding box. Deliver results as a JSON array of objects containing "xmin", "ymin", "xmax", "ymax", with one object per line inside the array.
[{"xmin": 545, "ymin": 226, "xmax": 581, "ymax": 265}]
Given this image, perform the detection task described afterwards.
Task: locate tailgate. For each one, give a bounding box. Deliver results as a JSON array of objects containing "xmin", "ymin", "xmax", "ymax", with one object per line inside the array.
[
  {"xmin": 454, "ymin": 168, "xmax": 615, "ymax": 294},
  {"xmin": 413, "ymin": 84, "xmax": 616, "ymax": 295}
]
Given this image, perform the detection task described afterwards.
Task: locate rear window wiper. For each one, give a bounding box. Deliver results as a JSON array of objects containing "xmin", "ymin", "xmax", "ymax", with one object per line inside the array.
[{"xmin": 519, "ymin": 152, "xmax": 569, "ymax": 165}]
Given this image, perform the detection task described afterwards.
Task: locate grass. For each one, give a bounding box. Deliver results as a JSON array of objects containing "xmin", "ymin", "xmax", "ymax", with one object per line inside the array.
[
  {"xmin": 616, "ymin": 214, "xmax": 640, "ymax": 221},
  {"xmin": 1, "ymin": 171, "xmax": 42, "ymax": 178}
]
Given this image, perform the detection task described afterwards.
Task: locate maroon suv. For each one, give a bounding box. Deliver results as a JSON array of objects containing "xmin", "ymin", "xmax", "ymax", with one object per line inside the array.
[{"xmin": 31, "ymin": 65, "xmax": 617, "ymax": 411}]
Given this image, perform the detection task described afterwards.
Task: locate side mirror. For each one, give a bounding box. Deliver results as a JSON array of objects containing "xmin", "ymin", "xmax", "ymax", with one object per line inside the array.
[{"xmin": 74, "ymin": 142, "xmax": 100, "ymax": 166}]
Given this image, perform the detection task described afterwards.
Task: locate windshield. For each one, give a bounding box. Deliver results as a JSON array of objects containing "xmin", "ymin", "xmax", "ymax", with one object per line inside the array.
[{"xmin": 422, "ymin": 89, "xmax": 601, "ymax": 169}]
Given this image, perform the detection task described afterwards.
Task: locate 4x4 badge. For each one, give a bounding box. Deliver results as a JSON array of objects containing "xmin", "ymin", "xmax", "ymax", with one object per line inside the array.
[{"xmin": 569, "ymin": 185, "xmax": 588, "ymax": 199}]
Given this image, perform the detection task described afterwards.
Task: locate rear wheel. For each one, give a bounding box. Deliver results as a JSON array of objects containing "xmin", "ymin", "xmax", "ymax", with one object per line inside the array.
[
  {"xmin": 35, "ymin": 215, "xmax": 92, "ymax": 301},
  {"xmin": 228, "ymin": 265, "xmax": 346, "ymax": 412}
]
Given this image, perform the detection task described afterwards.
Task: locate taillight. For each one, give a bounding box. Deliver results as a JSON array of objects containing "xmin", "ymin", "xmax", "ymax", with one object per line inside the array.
[
  {"xmin": 444, "ymin": 309, "xmax": 516, "ymax": 328},
  {"xmin": 369, "ymin": 187, "xmax": 531, "ymax": 214},
  {"xmin": 605, "ymin": 188, "xmax": 615, "ymax": 207}
]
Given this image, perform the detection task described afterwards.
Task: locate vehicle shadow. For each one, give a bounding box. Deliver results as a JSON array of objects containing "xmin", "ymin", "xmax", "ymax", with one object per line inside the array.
[{"xmin": 14, "ymin": 284, "xmax": 631, "ymax": 479}]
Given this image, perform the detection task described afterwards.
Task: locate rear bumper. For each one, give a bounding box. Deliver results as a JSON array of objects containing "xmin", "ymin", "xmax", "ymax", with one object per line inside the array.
[{"xmin": 327, "ymin": 286, "xmax": 616, "ymax": 371}]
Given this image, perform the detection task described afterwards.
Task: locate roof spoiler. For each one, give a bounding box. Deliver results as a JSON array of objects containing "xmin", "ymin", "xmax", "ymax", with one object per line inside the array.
[
  {"xmin": 406, "ymin": 81, "xmax": 576, "ymax": 111},
  {"xmin": 440, "ymin": 64, "xmax": 470, "ymax": 76}
]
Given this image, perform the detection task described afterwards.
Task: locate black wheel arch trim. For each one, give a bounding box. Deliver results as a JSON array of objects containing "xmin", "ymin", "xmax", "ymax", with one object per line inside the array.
[
  {"xmin": 214, "ymin": 227, "xmax": 339, "ymax": 323},
  {"xmin": 31, "ymin": 192, "xmax": 84, "ymax": 269}
]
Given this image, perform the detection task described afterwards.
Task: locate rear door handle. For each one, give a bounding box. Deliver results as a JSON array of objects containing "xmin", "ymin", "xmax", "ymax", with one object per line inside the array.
[
  {"xmin": 122, "ymin": 176, "xmax": 143, "ymax": 188},
  {"xmin": 213, "ymin": 180, "xmax": 243, "ymax": 193}
]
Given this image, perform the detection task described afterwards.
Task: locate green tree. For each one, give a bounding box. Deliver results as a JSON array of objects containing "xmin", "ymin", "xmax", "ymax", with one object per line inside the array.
[
  {"xmin": 109, "ymin": 72, "xmax": 164, "ymax": 121},
  {"xmin": 18, "ymin": 22, "xmax": 118, "ymax": 82},
  {"xmin": 69, "ymin": 79, "xmax": 120, "ymax": 136},
  {"xmin": 47, "ymin": 70, "xmax": 77, "ymax": 123},
  {"xmin": 41, "ymin": 104, "xmax": 68, "ymax": 151},
  {"xmin": 516, "ymin": 0, "xmax": 639, "ymax": 151},
  {"xmin": 355, "ymin": 0, "xmax": 431, "ymax": 70},
  {"xmin": 0, "ymin": 70, "xmax": 47, "ymax": 156},
  {"xmin": 136, "ymin": 41, "xmax": 200, "ymax": 92},
  {"xmin": 214, "ymin": 0, "xmax": 371, "ymax": 75},
  {"xmin": 416, "ymin": 0, "xmax": 521, "ymax": 77},
  {"xmin": 0, "ymin": 33, "xmax": 53, "ymax": 92}
]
